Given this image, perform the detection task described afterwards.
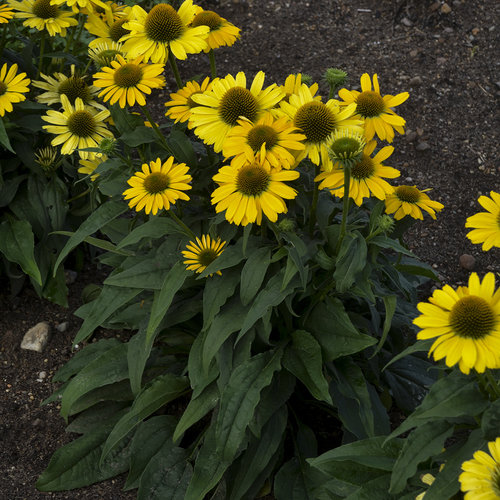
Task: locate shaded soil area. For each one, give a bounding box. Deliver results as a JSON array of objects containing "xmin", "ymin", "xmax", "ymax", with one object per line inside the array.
[{"xmin": 1, "ymin": 0, "xmax": 499, "ymax": 498}]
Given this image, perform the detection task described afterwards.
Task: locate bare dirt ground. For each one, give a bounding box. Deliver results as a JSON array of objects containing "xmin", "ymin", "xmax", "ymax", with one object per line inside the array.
[{"xmin": 1, "ymin": 0, "xmax": 498, "ymax": 498}]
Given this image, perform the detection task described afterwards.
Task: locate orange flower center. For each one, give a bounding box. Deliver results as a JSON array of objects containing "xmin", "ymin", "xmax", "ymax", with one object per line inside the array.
[
  {"xmin": 395, "ymin": 185, "xmax": 421, "ymax": 203},
  {"xmin": 219, "ymin": 87, "xmax": 258, "ymax": 126},
  {"xmin": 356, "ymin": 90, "xmax": 385, "ymax": 117},
  {"xmin": 236, "ymin": 163, "xmax": 270, "ymax": 196},
  {"xmin": 449, "ymin": 295, "xmax": 496, "ymax": 339},
  {"xmin": 144, "ymin": 4, "xmax": 183, "ymax": 43},
  {"xmin": 143, "ymin": 172, "xmax": 169, "ymax": 194}
]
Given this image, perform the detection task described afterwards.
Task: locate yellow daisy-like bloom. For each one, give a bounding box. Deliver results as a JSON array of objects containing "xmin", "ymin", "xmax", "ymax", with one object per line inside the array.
[
  {"xmin": 88, "ymin": 41, "xmax": 124, "ymax": 68},
  {"xmin": 385, "ymin": 185, "xmax": 444, "ymax": 220},
  {"xmin": 182, "ymin": 234, "xmax": 226, "ymax": 277},
  {"xmin": 92, "ymin": 54, "xmax": 164, "ymax": 108},
  {"xmin": 414, "ymin": 272, "xmax": 500, "ymax": 375},
  {"xmin": 120, "ymin": 1, "xmax": 209, "ymax": 64},
  {"xmin": 85, "ymin": 8, "xmax": 131, "ymax": 48},
  {"xmin": 0, "ymin": 63, "xmax": 30, "ymax": 117},
  {"xmin": 315, "ymin": 140, "xmax": 400, "ymax": 206},
  {"xmin": 211, "ymin": 151, "xmax": 299, "ymax": 226},
  {"xmin": 93, "ymin": 1, "xmax": 126, "ymax": 22},
  {"xmin": 0, "ymin": 3, "xmax": 15, "ymax": 23},
  {"xmin": 222, "ymin": 112, "xmax": 306, "ymax": 171},
  {"xmin": 466, "ymin": 191, "xmax": 500, "ymax": 252},
  {"xmin": 32, "ymin": 65, "xmax": 105, "ymax": 110},
  {"xmin": 338, "ymin": 73, "xmax": 409, "ymax": 143},
  {"xmin": 278, "ymin": 73, "xmax": 319, "ymax": 105},
  {"xmin": 190, "ymin": 71, "xmax": 285, "ymax": 153},
  {"xmin": 49, "ymin": 0, "xmax": 108, "ymax": 14},
  {"xmin": 460, "ymin": 437, "xmax": 500, "ymax": 499},
  {"xmin": 123, "ymin": 157, "xmax": 192, "ymax": 215},
  {"xmin": 9, "ymin": 0, "xmax": 78, "ymax": 36},
  {"xmin": 78, "ymin": 152, "xmax": 107, "ymax": 180},
  {"xmin": 191, "ymin": 7, "xmax": 240, "ymax": 51},
  {"xmin": 164, "ymin": 76, "xmax": 216, "ymax": 127},
  {"xmin": 278, "ymin": 84, "xmax": 362, "ymax": 168},
  {"xmin": 41, "ymin": 94, "xmax": 112, "ymax": 159}
]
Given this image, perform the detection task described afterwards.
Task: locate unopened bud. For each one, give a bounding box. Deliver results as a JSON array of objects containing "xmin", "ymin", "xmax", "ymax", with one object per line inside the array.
[
  {"xmin": 324, "ymin": 68, "xmax": 347, "ymax": 90},
  {"xmin": 377, "ymin": 214, "xmax": 395, "ymax": 233},
  {"xmin": 99, "ymin": 137, "xmax": 116, "ymax": 155},
  {"xmin": 278, "ymin": 218, "xmax": 295, "ymax": 232}
]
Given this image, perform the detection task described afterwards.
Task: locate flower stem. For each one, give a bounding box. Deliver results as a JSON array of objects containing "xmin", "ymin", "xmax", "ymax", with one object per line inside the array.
[
  {"xmin": 208, "ymin": 49, "xmax": 217, "ymax": 79},
  {"xmin": 37, "ymin": 31, "xmax": 46, "ymax": 78},
  {"xmin": 0, "ymin": 24, "xmax": 8, "ymax": 60},
  {"xmin": 139, "ymin": 104, "xmax": 174, "ymax": 156},
  {"xmin": 168, "ymin": 51, "xmax": 183, "ymax": 89},
  {"xmin": 168, "ymin": 209, "xmax": 196, "ymax": 239},
  {"xmin": 335, "ymin": 164, "xmax": 351, "ymax": 254},
  {"xmin": 308, "ymin": 164, "xmax": 321, "ymax": 236},
  {"xmin": 485, "ymin": 369, "xmax": 500, "ymax": 399}
]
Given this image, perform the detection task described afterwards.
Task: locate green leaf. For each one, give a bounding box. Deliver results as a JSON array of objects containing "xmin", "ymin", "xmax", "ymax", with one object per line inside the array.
[
  {"xmin": 389, "ymin": 421, "xmax": 454, "ymax": 494},
  {"xmin": 36, "ymin": 410, "xmax": 133, "ymax": 491},
  {"xmin": 283, "ymin": 330, "xmax": 332, "ymax": 404},
  {"xmin": 66, "ymin": 402, "xmax": 130, "ymax": 435},
  {"xmin": 52, "ymin": 339, "xmax": 121, "ymax": 383},
  {"xmin": 203, "ymin": 267, "xmax": 241, "ymax": 330},
  {"xmin": 101, "ymin": 374, "xmax": 189, "ymax": 463},
  {"xmin": 125, "ymin": 415, "xmax": 178, "ymax": 490},
  {"xmin": 199, "ymin": 238, "xmax": 245, "ymax": 278},
  {"xmin": 370, "ymin": 295, "xmax": 397, "ymax": 358},
  {"xmin": 228, "ymin": 406, "xmax": 287, "ymax": 500},
  {"xmin": 138, "ymin": 446, "xmax": 192, "ymax": 500},
  {"xmin": 120, "ymin": 126, "xmax": 158, "ymax": 147},
  {"xmin": 117, "ymin": 217, "xmax": 182, "ymax": 249},
  {"xmin": 167, "ymin": 128, "xmax": 197, "ymax": 167},
  {"xmin": 0, "ymin": 219, "xmax": 42, "ymax": 285},
  {"xmin": 188, "ymin": 330, "xmax": 219, "ymax": 397},
  {"xmin": 334, "ymin": 231, "xmax": 367, "ymax": 292},
  {"xmin": 215, "ymin": 349, "xmax": 283, "ymax": 462},
  {"xmin": 0, "ymin": 117, "xmax": 14, "ymax": 152},
  {"xmin": 308, "ymin": 437, "xmax": 404, "ymax": 473},
  {"xmin": 424, "ymin": 429, "xmax": 485, "ymax": 500},
  {"xmin": 368, "ymin": 234, "xmax": 415, "ymax": 257},
  {"xmin": 104, "ymin": 258, "xmax": 171, "ymax": 289},
  {"xmin": 110, "ymin": 104, "xmax": 144, "ymax": 134},
  {"xmin": 481, "ymin": 398, "xmax": 500, "ymax": 440},
  {"xmin": 60, "ymin": 343, "xmax": 129, "ymax": 420},
  {"xmin": 52, "ymin": 231, "xmax": 133, "ymax": 256},
  {"xmin": 173, "ymin": 381, "xmax": 219, "ymax": 443},
  {"xmin": 307, "ymin": 298, "xmax": 376, "ymax": 361},
  {"xmin": 53, "ymin": 200, "xmax": 128, "ymax": 275},
  {"xmin": 382, "ymin": 339, "xmax": 433, "ymax": 371},
  {"xmin": 73, "ymin": 286, "xmax": 141, "ymax": 345},
  {"xmin": 387, "ymin": 372, "xmax": 489, "ymax": 440},
  {"xmin": 240, "ymin": 247, "xmax": 271, "ymax": 306},
  {"xmin": 240, "ymin": 269, "xmax": 298, "ymax": 337},
  {"xmin": 274, "ymin": 458, "xmax": 312, "ymax": 500}
]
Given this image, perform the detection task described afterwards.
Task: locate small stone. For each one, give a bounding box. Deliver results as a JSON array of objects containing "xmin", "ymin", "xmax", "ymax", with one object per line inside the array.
[
  {"xmin": 441, "ymin": 3, "xmax": 452, "ymax": 14},
  {"xmin": 56, "ymin": 322, "xmax": 69, "ymax": 333},
  {"xmin": 429, "ymin": 1, "xmax": 440, "ymax": 12},
  {"xmin": 406, "ymin": 131, "xmax": 418, "ymax": 142},
  {"xmin": 416, "ymin": 127, "xmax": 424, "ymax": 136},
  {"xmin": 65, "ymin": 270, "xmax": 77, "ymax": 285},
  {"xmin": 436, "ymin": 57, "xmax": 447, "ymax": 65},
  {"xmin": 471, "ymin": 28, "xmax": 480, "ymax": 35},
  {"xmin": 459, "ymin": 254, "xmax": 475, "ymax": 270},
  {"xmin": 409, "ymin": 76, "xmax": 423, "ymax": 85},
  {"xmin": 410, "ymin": 49, "xmax": 419, "ymax": 57},
  {"xmin": 32, "ymin": 419, "xmax": 42, "ymax": 427},
  {"xmin": 38, "ymin": 371, "xmax": 47, "ymax": 379},
  {"xmin": 401, "ymin": 17, "xmax": 412, "ymax": 27},
  {"xmin": 416, "ymin": 142, "xmax": 430, "ymax": 151},
  {"xmin": 20, "ymin": 322, "xmax": 51, "ymax": 353}
]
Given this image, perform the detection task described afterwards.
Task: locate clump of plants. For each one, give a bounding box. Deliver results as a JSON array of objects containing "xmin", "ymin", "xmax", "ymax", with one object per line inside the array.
[{"xmin": 1, "ymin": 0, "xmax": 500, "ymax": 499}]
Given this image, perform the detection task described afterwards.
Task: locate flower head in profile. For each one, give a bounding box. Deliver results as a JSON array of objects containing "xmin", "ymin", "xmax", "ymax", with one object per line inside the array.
[
  {"xmin": 35, "ymin": 146, "xmax": 61, "ymax": 173},
  {"xmin": 278, "ymin": 83, "xmax": 363, "ymax": 168},
  {"xmin": 0, "ymin": 3, "xmax": 15, "ymax": 23},
  {"xmin": 0, "ymin": 63, "xmax": 30, "ymax": 117},
  {"xmin": 191, "ymin": 7, "xmax": 240, "ymax": 51},
  {"xmin": 223, "ymin": 112, "xmax": 306, "ymax": 171},
  {"xmin": 211, "ymin": 152, "xmax": 299, "ymax": 226},
  {"xmin": 41, "ymin": 95, "xmax": 112, "ymax": 159},
  {"xmin": 9, "ymin": 0, "xmax": 78, "ymax": 36},
  {"xmin": 88, "ymin": 41, "xmax": 124, "ymax": 68},
  {"xmin": 49, "ymin": 0, "xmax": 109, "ymax": 14},
  {"xmin": 78, "ymin": 152, "xmax": 107, "ymax": 180},
  {"xmin": 182, "ymin": 235, "xmax": 226, "ymax": 277},
  {"xmin": 414, "ymin": 272, "xmax": 500, "ymax": 375},
  {"xmin": 465, "ymin": 191, "xmax": 500, "ymax": 252},
  {"xmin": 32, "ymin": 65, "xmax": 105, "ymax": 110},
  {"xmin": 190, "ymin": 71, "xmax": 285, "ymax": 153},
  {"xmin": 276, "ymin": 73, "xmax": 319, "ymax": 106},
  {"xmin": 123, "ymin": 157, "xmax": 192, "ymax": 215},
  {"xmin": 121, "ymin": 1, "xmax": 209, "ymax": 63},
  {"xmin": 164, "ymin": 76, "xmax": 216, "ymax": 127},
  {"xmin": 460, "ymin": 437, "xmax": 500, "ymax": 499},
  {"xmin": 92, "ymin": 54, "xmax": 164, "ymax": 108},
  {"xmin": 385, "ymin": 185, "xmax": 444, "ymax": 220},
  {"xmin": 338, "ymin": 73, "xmax": 409, "ymax": 143},
  {"xmin": 85, "ymin": 7, "xmax": 131, "ymax": 48},
  {"xmin": 316, "ymin": 140, "xmax": 400, "ymax": 206}
]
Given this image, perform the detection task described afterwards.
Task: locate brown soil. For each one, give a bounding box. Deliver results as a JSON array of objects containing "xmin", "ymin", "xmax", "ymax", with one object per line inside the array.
[{"xmin": 1, "ymin": 0, "xmax": 498, "ymax": 498}]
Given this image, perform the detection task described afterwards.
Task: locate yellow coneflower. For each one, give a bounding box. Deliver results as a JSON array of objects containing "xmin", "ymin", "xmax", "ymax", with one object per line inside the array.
[
  {"xmin": 182, "ymin": 234, "xmax": 226, "ymax": 276},
  {"xmin": 191, "ymin": 7, "xmax": 240, "ymax": 51},
  {"xmin": 466, "ymin": 191, "xmax": 500, "ymax": 251},
  {"xmin": 0, "ymin": 63, "xmax": 30, "ymax": 117}
]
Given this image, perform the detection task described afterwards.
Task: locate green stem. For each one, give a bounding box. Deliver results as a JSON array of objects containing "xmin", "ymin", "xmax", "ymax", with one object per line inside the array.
[
  {"xmin": 208, "ymin": 49, "xmax": 217, "ymax": 79},
  {"xmin": 168, "ymin": 210, "xmax": 196, "ymax": 239},
  {"xmin": 476, "ymin": 371, "xmax": 500, "ymax": 401},
  {"xmin": 308, "ymin": 164, "xmax": 321, "ymax": 236},
  {"xmin": 485, "ymin": 369, "xmax": 500, "ymax": 399},
  {"xmin": 168, "ymin": 51, "xmax": 183, "ymax": 89},
  {"xmin": 335, "ymin": 164, "xmax": 351, "ymax": 254},
  {"xmin": 328, "ymin": 85, "xmax": 335, "ymax": 100},
  {"xmin": 67, "ymin": 187, "xmax": 90, "ymax": 203},
  {"xmin": 139, "ymin": 104, "xmax": 174, "ymax": 155},
  {"xmin": 72, "ymin": 15, "xmax": 85, "ymax": 56},
  {"xmin": 0, "ymin": 24, "xmax": 8, "ymax": 60},
  {"xmin": 37, "ymin": 31, "xmax": 46, "ymax": 78},
  {"xmin": 116, "ymin": 151, "xmax": 133, "ymax": 169}
]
